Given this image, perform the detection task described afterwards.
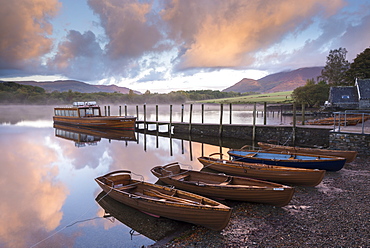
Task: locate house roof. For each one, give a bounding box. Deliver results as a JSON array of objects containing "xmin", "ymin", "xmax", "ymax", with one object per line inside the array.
[
  {"xmin": 329, "ymin": 86, "xmax": 358, "ymax": 103},
  {"xmin": 356, "ymin": 79, "xmax": 370, "ymax": 100}
]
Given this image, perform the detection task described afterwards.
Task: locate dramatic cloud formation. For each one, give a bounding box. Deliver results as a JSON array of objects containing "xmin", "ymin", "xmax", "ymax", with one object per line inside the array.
[
  {"xmin": 1, "ymin": 0, "xmax": 369, "ymax": 92},
  {"xmin": 161, "ymin": 0, "xmax": 345, "ymax": 69},
  {"xmin": 0, "ymin": 0, "xmax": 60, "ymax": 70}
]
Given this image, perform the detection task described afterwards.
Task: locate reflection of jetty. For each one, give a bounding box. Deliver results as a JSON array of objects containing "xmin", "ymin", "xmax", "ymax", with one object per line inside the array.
[{"xmin": 54, "ymin": 124, "xmax": 136, "ymax": 147}]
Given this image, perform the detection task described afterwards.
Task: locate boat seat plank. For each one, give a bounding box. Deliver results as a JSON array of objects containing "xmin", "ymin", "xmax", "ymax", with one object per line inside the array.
[
  {"xmin": 171, "ymin": 174, "xmax": 189, "ymax": 181},
  {"xmin": 116, "ymin": 185, "xmax": 137, "ymax": 190},
  {"xmin": 143, "ymin": 189, "xmax": 201, "ymax": 205}
]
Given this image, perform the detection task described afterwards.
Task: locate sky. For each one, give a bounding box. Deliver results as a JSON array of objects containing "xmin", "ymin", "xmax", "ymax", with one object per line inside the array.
[{"xmin": 0, "ymin": 0, "xmax": 369, "ymax": 93}]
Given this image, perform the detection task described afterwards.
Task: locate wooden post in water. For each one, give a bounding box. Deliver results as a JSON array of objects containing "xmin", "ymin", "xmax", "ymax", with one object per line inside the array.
[
  {"xmin": 181, "ymin": 104, "xmax": 184, "ymax": 123},
  {"xmin": 229, "ymin": 103, "xmax": 232, "ymax": 124},
  {"xmin": 301, "ymin": 103, "xmax": 305, "ymax": 125},
  {"xmin": 169, "ymin": 105, "xmax": 172, "ymax": 134},
  {"xmin": 252, "ymin": 103, "xmax": 256, "ymax": 141},
  {"xmin": 201, "ymin": 104, "xmax": 204, "ymax": 123},
  {"xmin": 264, "ymin": 102, "xmax": 267, "ymax": 125},
  {"xmin": 119, "ymin": 106, "xmax": 121, "ymax": 116},
  {"xmin": 108, "ymin": 106, "xmax": 111, "ymax": 116},
  {"xmin": 156, "ymin": 105, "xmax": 159, "ymax": 132},
  {"xmin": 189, "ymin": 104, "xmax": 193, "ymax": 133},
  {"xmin": 292, "ymin": 103, "xmax": 296, "ymax": 144},
  {"xmin": 219, "ymin": 104, "xmax": 223, "ymax": 136},
  {"xmin": 125, "ymin": 105, "xmax": 127, "ymax": 116},
  {"xmin": 143, "ymin": 104, "xmax": 147, "ymax": 129},
  {"xmin": 280, "ymin": 105, "xmax": 283, "ymax": 123},
  {"xmin": 104, "ymin": 106, "xmax": 107, "ymax": 116},
  {"xmin": 136, "ymin": 105, "xmax": 139, "ymax": 120}
]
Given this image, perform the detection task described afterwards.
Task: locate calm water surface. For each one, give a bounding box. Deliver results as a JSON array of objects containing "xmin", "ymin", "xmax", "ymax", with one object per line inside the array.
[{"xmin": 0, "ymin": 104, "xmax": 297, "ymax": 248}]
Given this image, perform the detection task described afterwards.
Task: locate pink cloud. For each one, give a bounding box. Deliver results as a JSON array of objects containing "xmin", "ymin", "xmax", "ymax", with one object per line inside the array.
[
  {"xmin": 161, "ymin": 0, "xmax": 346, "ymax": 69},
  {"xmin": 0, "ymin": 0, "xmax": 61, "ymax": 69},
  {"xmin": 0, "ymin": 131, "xmax": 69, "ymax": 248}
]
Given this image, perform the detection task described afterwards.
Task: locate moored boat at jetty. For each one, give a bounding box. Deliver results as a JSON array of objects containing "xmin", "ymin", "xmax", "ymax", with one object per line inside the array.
[
  {"xmin": 53, "ymin": 101, "xmax": 136, "ymax": 130},
  {"xmin": 198, "ymin": 153, "xmax": 326, "ymax": 186},
  {"xmin": 227, "ymin": 149, "xmax": 346, "ymax": 171},
  {"xmin": 95, "ymin": 170, "xmax": 232, "ymax": 231},
  {"xmin": 257, "ymin": 142, "xmax": 357, "ymax": 163},
  {"xmin": 151, "ymin": 162, "xmax": 294, "ymax": 207}
]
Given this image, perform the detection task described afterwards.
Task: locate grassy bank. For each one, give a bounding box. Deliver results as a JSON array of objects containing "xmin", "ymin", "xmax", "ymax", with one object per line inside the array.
[{"xmin": 197, "ymin": 91, "xmax": 293, "ymax": 104}]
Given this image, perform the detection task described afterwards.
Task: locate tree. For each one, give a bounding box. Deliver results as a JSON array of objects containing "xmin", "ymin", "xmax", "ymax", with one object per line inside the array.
[
  {"xmin": 320, "ymin": 48, "xmax": 350, "ymax": 86},
  {"xmin": 345, "ymin": 47, "xmax": 370, "ymax": 82},
  {"xmin": 292, "ymin": 79, "xmax": 330, "ymax": 108}
]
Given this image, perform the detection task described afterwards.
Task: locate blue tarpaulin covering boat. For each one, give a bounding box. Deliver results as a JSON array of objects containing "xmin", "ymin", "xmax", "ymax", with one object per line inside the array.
[{"xmin": 227, "ymin": 149, "xmax": 346, "ymax": 171}]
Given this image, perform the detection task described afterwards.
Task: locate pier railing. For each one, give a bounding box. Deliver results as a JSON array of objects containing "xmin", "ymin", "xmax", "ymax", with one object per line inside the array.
[{"xmin": 333, "ymin": 111, "xmax": 370, "ymax": 134}]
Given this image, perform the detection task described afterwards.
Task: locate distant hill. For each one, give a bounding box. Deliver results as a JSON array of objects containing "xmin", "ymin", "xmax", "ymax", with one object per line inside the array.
[
  {"xmin": 223, "ymin": 67, "xmax": 324, "ymax": 93},
  {"xmin": 13, "ymin": 80, "xmax": 142, "ymax": 94}
]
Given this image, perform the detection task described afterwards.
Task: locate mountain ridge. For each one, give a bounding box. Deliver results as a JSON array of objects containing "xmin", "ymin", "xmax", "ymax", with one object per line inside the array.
[
  {"xmin": 223, "ymin": 66, "xmax": 324, "ymax": 93},
  {"xmin": 13, "ymin": 80, "xmax": 142, "ymax": 95}
]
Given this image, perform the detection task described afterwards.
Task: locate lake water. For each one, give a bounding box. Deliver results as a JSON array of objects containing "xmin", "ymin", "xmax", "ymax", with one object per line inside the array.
[{"xmin": 0, "ymin": 104, "xmax": 298, "ymax": 248}]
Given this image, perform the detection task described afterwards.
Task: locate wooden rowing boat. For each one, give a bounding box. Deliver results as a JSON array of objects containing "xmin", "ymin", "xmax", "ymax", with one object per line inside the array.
[
  {"xmin": 95, "ymin": 170, "xmax": 232, "ymax": 231},
  {"xmin": 305, "ymin": 114, "xmax": 370, "ymax": 126},
  {"xmin": 198, "ymin": 154, "xmax": 326, "ymax": 186},
  {"xmin": 95, "ymin": 191, "xmax": 189, "ymax": 241},
  {"xmin": 151, "ymin": 162, "xmax": 294, "ymax": 207},
  {"xmin": 258, "ymin": 142, "xmax": 357, "ymax": 163},
  {"xmin": 227, "ymin": 149, "xmax": 346, "ymax": 171},
  {"xmin": 53, "ymin": 101, "xmax": 136, "ymax": 130}
]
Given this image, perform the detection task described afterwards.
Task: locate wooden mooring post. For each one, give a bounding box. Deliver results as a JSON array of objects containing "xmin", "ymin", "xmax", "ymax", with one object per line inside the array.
[
  {"xmin": 181, "ymin": 104, "xmax": 184, "ymax": 123},
  {"xmin": 219, "ymin": 104, "xmax": 223, "ymax": 136},
  {"xmin": 189, "ymin": 104, "xmax": 193, "ymax": 133},
  {"xmin": 156, "ymin": 105, "xmax": 159, "ymax": 132},
  {"xmin": 201, "ymin": 104, "xmax": 204, "ymax": 123},
  {"xmin": 143, "ymin": 104, "xmax": 147, "ymax": 129},
  {"xmin": 252, "ymin": 103, "xmax": 256, "ymax": 141},
  {"xmin": 169, "ymin": 105, "xmax": 173, "ymax": 134},
  {"xmin": 302, "ymin": 104, "xmax": 305, "ymax": 125},
  {"xmin": 264, "ymin": 102, "xmax": 267, "ymax": 125},
  {"xmin": 136, "ymin": 105, "xmax": 139, "ymax": 121},
  {"xmin": 229, "ymin": 103, "xmax": 232, "ymax": 124},
  {"xmin": 125, "ymin": 105, "xmax": 127, "ymax": 116},
  {"xmin": 293, "ymin": 103, "xmax": 296, "ymax": 143}
]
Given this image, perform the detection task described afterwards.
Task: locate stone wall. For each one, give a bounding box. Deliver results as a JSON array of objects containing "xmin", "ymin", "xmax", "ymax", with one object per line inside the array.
[
  {"xmin": 173, "ymin": 123, "xmax": 331, "ymax": 147},
  {"xmin": 329, "ymin": 132, "xmax": 370, "ymax": 155}
]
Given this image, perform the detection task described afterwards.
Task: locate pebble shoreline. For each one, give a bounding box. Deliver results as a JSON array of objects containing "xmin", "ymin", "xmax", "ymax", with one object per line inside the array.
[{"xmin": 150, "ymin": 155, "xmax": 370, "ymax": 247}]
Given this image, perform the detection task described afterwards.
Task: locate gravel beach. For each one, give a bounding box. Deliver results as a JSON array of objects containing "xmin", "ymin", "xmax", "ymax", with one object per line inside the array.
[{"xmin": 150, "ymin": 155, "xmax": 370, "ymax": 248}]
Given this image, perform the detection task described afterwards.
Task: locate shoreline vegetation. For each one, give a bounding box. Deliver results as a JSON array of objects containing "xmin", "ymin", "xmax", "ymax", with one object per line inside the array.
[{"xmin": 0, "ymin": 81, "xmax": 293, "ymax": 105}]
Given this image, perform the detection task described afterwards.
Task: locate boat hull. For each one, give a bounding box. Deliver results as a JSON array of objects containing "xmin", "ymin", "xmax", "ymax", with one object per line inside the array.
[
  {"xmin": 198, "ymin": 156, "xmax": 325, "ymax": 186},
  {"xmin": 258, "ymin": 142, "xmax": 357, "ymax": 163},
  {"xmin": 228, "ymin": 149, "xmax": 346, "ymax": 171},
  {"xmin": 95, "ymin": 172, "xmax": 231, "ymax": 231},
  {"xmin": 151, "ymin": 163, "xmax": 294, "ymax": 207},
  {"xmin": 53, "ymin": 116, "xmax": 136, "ymax": 130}
]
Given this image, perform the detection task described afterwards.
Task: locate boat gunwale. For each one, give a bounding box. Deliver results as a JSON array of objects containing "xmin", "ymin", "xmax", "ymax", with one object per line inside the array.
[
  {"xmin": 228, "ymin": 149, "xmax": 346, "ymax": 163},
  {"xmin": 95, "ymin": 176, "xmax": 231, "ymax": 211}
]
